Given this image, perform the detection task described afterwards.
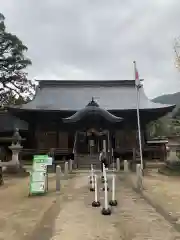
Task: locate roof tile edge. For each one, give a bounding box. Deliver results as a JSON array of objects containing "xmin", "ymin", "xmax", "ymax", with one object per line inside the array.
[{"xmin": 38, "ymin": 80, "xmax": 143, "ymax": 88}]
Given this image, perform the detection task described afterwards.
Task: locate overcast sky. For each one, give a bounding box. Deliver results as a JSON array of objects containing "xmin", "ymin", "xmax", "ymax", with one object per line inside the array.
[{"xmin": 1, "ymin": 0, "xmax": 180, "ymax": 98}]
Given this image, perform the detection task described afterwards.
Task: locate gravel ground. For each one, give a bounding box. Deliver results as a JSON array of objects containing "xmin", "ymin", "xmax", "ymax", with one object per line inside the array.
[
  {"xmin": 48, "ymin": 173, "xmax": 180, "ymax": 240},
  {"xmin": 0, "ymin": 174, "xmax": 71, "ymax": 240}
]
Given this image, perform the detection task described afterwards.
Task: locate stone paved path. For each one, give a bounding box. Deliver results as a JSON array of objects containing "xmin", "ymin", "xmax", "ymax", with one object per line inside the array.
[{"xmin": 50, "ymin": 173, "xmax": 180, "ymax": 240}]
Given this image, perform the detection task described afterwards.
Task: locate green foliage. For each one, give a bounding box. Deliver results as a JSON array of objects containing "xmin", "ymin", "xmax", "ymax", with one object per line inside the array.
[
  {"xmin": 3, "ymin": 93, "xmax": 31, "ymax": 107},
  {"xmin": 148, "ymin": 116, "xmax": 180, "ymax": 137},
  {"xmin": 148, "ymin": 118, "xmax": 169, "ymax": 137},
  {"xmin": 0, "ymin": 13, "xmax": 35, "ymax": 106}
]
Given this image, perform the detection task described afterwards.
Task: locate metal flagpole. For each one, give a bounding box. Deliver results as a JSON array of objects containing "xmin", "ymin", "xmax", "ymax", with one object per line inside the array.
[{"xmin": 134, "ymin": 61, "xmax": 143, "ymax": 171}]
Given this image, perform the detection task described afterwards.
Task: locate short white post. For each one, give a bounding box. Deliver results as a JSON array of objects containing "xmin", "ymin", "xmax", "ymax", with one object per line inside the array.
[
  {"xmin": 101, "ymin": 163, "xmax": 111, "ymax": 215},
  {"xmin": 104, "ymin": 164, "xmax": 108, "ymax": 209},
  {"xmin": 90, "ymin": 164, "xmax": 94, "ymax": 181},
  {"xmin": 112, "ymin": 175, "xmax": 115, "ymax": 201},
  {"xmin": 64, "ymin": 161, "xmax": 69, "ymax": 176},
  {"xmin": 94, "ymin": 175, "xmax": 98, "ymax": 202},
  {"xmin": 124, "ymin": 160, "xmax": 129, "ymax": 173},
  {"xmin": 116, "ymin": 158, "xmax": 120, "ymax": 171},
  {"xmin": 90, "ymin": 164, "xmax": 95, "ymax": 191},
  {"xmin": 136, "ymin": 163, "xmax": 143, "ymax": 191},
  {"xmin": 69, "ymin": 159, "xmax": 73, "ymax": 173},
  {"xmin": 92, "ymin": 175, "xmax": 101, "ymax": 207},
  {"xmin": 109, "ymin": 174, "xmax": 118, "ymax": 206}
]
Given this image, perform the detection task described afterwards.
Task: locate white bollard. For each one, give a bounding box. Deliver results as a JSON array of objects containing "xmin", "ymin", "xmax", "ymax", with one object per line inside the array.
[
  {"xmin": 116, "ymin": 158, "xmax": 120, "ymax": 171},
  {"xmin": 102, "ymin": 164, "xmax": 109, "ymax": 191},
  {"xmin": 103, "ymin": 165, "xmax": 108, "ymax": 208},
  {"xmin": 64, "ymin": 161, "xmax": 69, "ymax": 176},
  {"xmin": 92, "ymin": 175, "xmax": 101, "ymax": 207},
  {"xmin": 109, "ymin": 174, "xmax": 118, "ymax": 206},
  {"xmin": 90, "ymin": 164, "xmax": 94, "ymax": 180},
  {"xmin": 136, "ymin": 164, "xmax": 143, "ymax": 191},
  {"xmin": 101, "ymin": 164, "xmax": 111, "ymax": 215},
  {"xmin": 124, "ymin": 160, "xmax": 129, "ymax": 173},
  {"xmin": 112, "ymin": 175, "xmax": 115, "ymax": 200},
  {"xmin": 94, "ymin": 175, "xmax": 98, "ymax": 202},
  {"xmin": 69, "ymin": 159, "xmax": 73, "ymax": 173},
  {"xmin": 90, "ymin": 164, "xmax": 95, "ymax": 191}
]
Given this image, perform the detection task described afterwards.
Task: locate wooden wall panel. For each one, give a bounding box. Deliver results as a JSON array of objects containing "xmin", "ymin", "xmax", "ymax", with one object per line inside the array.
[
  {"xmin": 115, "ymin": 130, "xmax": 140, "ymax": 149},
  {"xmin": 36, "ymin": 130, "xmax": 57, "ymax": 149},
  {"xmin": 58, "ymin": 131, "xmax": 68, "ymax": 149}
]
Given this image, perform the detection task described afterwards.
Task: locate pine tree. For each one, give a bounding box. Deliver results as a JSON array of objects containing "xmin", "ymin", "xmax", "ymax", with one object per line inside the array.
[{"xmin": 0, "ymin": 13, "xmax": 34, "ymax": 106}]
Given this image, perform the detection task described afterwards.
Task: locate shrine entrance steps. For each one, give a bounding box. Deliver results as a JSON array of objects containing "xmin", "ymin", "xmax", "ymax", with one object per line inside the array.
[{"xmin": 75, "ymin": 154, "xmax": 101, "ymax": 169}]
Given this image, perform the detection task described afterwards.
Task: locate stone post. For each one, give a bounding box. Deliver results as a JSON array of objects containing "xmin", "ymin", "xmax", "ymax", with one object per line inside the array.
[
  {"xmin": 124, "ymin": 160, "xmax": 129, "ymax": 173},
  {"xmin": 0, "ymin": 160, "xmax": 3, "ymax": 186},
  {"xmin": 116, "ymin": 158, "xmax": 120, "ymax": 172},
  {"xmin": 136, "ymin": 163, "xmax": 143, "ymax": 191},
  {"xmin": 64, "ymin": 161, "xmax": 69, "ymax": 176},
  {"xmin": 69, "ymin": 159, "xmax": 73, "ymax": 173},
  {"xmin": 103, "ymin": 139, "xmax": 106, "ymax": 152},
  {"xmin": 56, "ymin": 165, "xmax": 61, "ymax": 192}
]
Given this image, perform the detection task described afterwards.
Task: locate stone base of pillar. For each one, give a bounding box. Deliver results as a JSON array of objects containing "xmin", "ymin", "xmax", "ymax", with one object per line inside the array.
[
  {"xmin": 101, "ymin": 207, "xmax": 111, "ymax": 215},
  {"xmin": 92, "ymin": 201, "xmax": 101, "ymax": 207},
  {"xmin": 90, "ymin": 187, "xmax": 95, "ymax": 192},
  {"xmin": 3, "ymin": 165, "xmax": 28, "ymax": 176},
  {"xmin": 102, "ymin": 186, "xmax": 109, "ymax": 191},
  {"xmin": 109, "ymin": 199, "xmax": 118, "ymax": 206}
]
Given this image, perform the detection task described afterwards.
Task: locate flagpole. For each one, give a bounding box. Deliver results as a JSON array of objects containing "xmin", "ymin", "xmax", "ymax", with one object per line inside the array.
[{"xmin": 133, "ymin": 61, "xmax": 143, "ymax": 171}]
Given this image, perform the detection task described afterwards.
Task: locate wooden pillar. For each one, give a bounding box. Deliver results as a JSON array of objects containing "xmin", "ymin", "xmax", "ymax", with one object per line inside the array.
[
  {"xmin": 56, "ymin": 124, "xmax": 59, "ymax": 149},
  {"xmin": 58, "ymin": 131, "xmax": 68, "ymax": 150},
  {"xmin": 29, "ymin": 122, "xmax": 36, "ymax": 149}
]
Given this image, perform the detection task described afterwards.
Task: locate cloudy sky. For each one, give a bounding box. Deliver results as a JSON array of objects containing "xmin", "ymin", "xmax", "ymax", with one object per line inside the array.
[{"xmin": 1, "ymin": 0, "xmax": 180, "ymax": 98}]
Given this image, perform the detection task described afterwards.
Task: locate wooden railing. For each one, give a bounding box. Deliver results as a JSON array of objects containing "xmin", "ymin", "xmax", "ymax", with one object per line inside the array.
[{"xmin": 114, "ymin": 144, "xmax": 166, "ymax": 161}]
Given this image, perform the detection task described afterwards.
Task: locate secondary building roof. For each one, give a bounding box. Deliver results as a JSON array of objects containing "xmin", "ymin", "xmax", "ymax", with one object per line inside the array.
[
  {"xmin": 9, "ymin": 80, "xmax": 175, "ymax": 112},
  {"xmin": 0, "ymin": 110, "xmax": 28, "ymax": 132}
]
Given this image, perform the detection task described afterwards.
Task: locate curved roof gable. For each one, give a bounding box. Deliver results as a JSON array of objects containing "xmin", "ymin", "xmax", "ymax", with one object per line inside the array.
[{"xmin": 63, "ymin": 98, "xmax": 123, "ymax": 123}]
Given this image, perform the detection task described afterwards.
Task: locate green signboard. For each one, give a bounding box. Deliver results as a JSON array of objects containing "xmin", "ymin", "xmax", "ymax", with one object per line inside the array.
[{"xmin": 29, "ymin": 155, "xmax": 49, "ymax": 195}]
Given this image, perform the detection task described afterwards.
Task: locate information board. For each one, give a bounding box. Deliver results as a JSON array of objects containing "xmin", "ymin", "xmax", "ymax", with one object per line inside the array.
[
  {"xmin": 30, "ymin": 182, "xmax": 46, "ymax": 193},
  {"xmin": 29, "ymin": 155, "xmax": 49, "ymax": 195},
  {"xmin": 47, "ymin": 157, "xmax": 53, "ymax": 166},
  {"xmin": 31, "ymin": 171, "xmax": 46, "ymax": 182}
]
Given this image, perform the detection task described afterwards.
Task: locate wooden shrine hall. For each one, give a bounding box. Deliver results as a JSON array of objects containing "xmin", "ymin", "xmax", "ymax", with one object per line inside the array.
[{"xmin": 8, "ymin": 80, "xmax": 175, "ymax": 167}]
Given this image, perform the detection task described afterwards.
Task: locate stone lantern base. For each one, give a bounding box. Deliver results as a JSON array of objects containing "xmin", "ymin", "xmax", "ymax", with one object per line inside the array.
[{"xmin": 2, "ymin": 144, "xmax": 29, "ymax": 177}]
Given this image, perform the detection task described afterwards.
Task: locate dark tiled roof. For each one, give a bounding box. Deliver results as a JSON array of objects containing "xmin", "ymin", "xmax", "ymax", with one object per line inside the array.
[
  {"xmin": 10, "ymin": 80, "xmax": 175, "ymax": 111},
  {"xmin": 0, "ymin": 111, "xmax": 28, "ymax": 132},
  {"xmin": 63, "ymin": 99, "xmax": 123, "ymax": 123}
]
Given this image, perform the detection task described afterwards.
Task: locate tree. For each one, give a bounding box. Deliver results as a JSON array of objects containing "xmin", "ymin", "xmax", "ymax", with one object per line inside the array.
[
  {"xmin": 148, "ymin": 118, "xmax": 170, "ymax": 138},
  {"xmin": 2, "ymin": 93, "xmax": 31, "ymax": 107},
  {"xmin": 0, "ymin": 13, "xmax": 35, "ymax": 106}
]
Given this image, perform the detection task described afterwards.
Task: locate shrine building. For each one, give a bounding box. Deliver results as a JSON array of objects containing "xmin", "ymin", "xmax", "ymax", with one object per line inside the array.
[{"xmin": 8, "ymin": 80, "xmax": 175, "ymax": 168}]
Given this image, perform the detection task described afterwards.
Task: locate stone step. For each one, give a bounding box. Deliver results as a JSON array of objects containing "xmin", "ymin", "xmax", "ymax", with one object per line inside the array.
[{"xmin": 75, "ymin": 155, "xmax": 100, "ymax": 169}]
